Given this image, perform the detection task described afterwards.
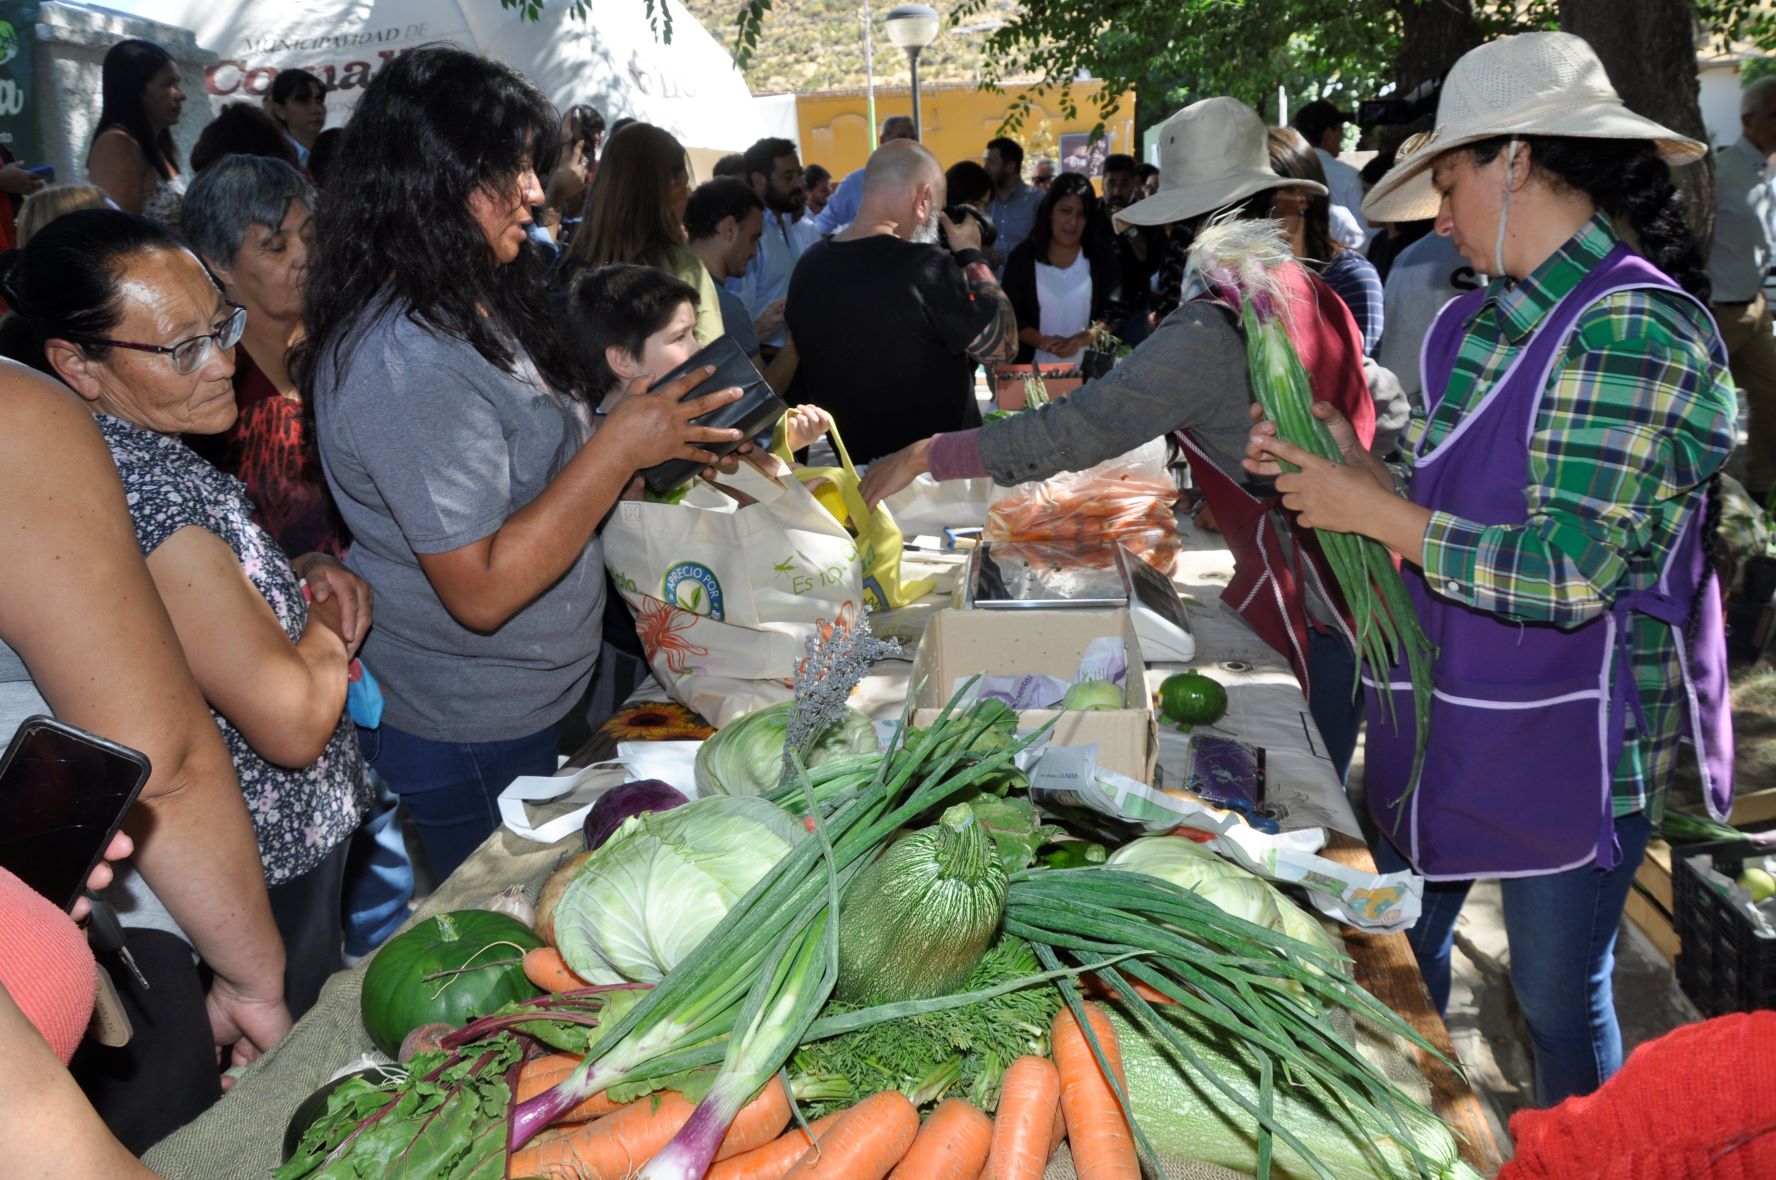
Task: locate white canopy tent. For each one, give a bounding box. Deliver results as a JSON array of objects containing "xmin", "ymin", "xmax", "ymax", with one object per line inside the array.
[{"xmin": 90, "ymin": 0, "xmax": 767, "ymax": 158}]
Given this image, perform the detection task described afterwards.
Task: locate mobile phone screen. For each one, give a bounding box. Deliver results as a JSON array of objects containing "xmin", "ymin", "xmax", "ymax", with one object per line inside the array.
[{"xmin": 0, "ymin": 718, "xmax": 149, "ymax": 910}]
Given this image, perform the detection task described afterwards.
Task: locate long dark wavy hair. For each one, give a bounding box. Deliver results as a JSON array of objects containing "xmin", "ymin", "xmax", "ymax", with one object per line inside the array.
[
  {"xmin": 93, "ymin": 39, "xmax": 179, "ymax": 179},
  {"xmin": 293, "ymin": 45, "xmax": 581, "ymax": 404},
  {"xmin": 1466, "ymin": 135, "xmax": 1710, "ymax": 301}
]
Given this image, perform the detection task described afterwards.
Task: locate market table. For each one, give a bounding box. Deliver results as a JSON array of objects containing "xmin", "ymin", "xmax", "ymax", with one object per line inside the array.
[{"xmin": 143, "ymin": 516, "xmax": 1505, "ymax": 1179}]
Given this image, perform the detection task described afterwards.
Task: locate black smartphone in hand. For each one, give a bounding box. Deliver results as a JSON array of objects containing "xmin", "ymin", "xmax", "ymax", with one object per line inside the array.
[{"xmin": 0, "ymin": 716, "xmax": 150, "ymax": 911}]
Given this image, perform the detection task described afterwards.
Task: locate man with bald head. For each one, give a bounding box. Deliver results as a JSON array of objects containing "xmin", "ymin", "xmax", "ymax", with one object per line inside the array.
[
  {"xmin": 812, "ymin": 114, "xmax": 917, "ymax": 236},
  {"xmin": 787, "ymin": 139, "xmax": 1018, "ymax": 462}
]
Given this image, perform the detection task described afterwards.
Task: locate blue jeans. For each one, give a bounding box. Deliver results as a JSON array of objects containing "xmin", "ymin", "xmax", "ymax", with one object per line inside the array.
[
  {"xmin": 1374, "ymin": 810, "xmax": 1654, "ymax": 1107},
  {"xmin": 1306, "ymin": 628, "xmax": 1360, "ymax": 784},
  {"xmin": 341, "ymin": 758, "xmax": 416, "ymax": 958},
  {"xmin": 360, "ymin": 721, "xmax": 560, "ymax": 881}
]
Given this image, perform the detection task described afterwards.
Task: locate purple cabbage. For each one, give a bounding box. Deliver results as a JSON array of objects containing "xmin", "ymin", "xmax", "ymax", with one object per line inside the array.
[{"xmin": 584, "ymin": 779, "xmax": 689, "ymax": 851}]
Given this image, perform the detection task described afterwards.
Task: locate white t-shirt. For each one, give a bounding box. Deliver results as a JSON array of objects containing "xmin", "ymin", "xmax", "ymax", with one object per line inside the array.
[
  {"xmin": 1316, "ymin": 148, "xmax": 1371, "ymax": 244},
  {"xmin": 1034, "ymin": 252, "xmax": 1093, "ymax": 366}
]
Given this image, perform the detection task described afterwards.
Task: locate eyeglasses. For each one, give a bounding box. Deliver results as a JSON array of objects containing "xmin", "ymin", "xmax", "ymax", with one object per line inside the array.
[{"xmin": 77, "ymin": 303, "xmax": 247, "ymax": 375}]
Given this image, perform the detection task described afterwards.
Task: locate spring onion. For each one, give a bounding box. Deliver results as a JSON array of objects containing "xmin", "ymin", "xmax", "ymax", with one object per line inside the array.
[
  {"xmin": 1004, "ymin": 867, "xmax": 1457, "ymax": 1180},
  {"xmin": 1188, "ymin": 218, "xmax": 1436, "ymax": 818}
]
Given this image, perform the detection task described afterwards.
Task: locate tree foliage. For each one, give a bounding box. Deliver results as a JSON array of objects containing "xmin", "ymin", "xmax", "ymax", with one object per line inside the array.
[{"xmin": 503, "ymin": 0, "xmax": 1774, "ymax": 136}]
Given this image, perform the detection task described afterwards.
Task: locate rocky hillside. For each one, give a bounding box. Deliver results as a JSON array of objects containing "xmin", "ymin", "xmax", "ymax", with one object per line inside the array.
[{"xmin": 683, "ymin": 0, "xmax": 1025, "ymax": 95}]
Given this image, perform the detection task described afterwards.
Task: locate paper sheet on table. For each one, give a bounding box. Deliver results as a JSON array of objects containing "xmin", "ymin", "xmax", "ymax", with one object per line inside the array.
[
  {"xmin": 497, "ymin": 741, "xmax": 704, "ymax": 844},
  {"xmin": 1022, "ymin": 742, "xmax": 1421, "ymax": 931}
]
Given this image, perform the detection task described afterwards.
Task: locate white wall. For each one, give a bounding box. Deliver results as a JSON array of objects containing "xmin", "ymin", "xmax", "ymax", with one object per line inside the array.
[{"xmin": 1701, "ymin": 61, "xmax": 1744, "ymax": 149}]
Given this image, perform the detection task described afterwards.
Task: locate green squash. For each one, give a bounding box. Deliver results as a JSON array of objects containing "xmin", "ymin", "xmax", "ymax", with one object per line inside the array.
[
  {"xmin": 836, "ymin": 803, "xmax": 1008, "ymax": 1004},
  {"xmin": 360, "ymin": 910, "xmax": 543, "ymax": 1055}
]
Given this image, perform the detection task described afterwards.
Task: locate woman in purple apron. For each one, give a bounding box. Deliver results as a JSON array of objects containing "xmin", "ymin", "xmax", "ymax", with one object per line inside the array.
[{"xmin": 1248, "ymin": 32, "xmax": 1737, "ymax": 1107}]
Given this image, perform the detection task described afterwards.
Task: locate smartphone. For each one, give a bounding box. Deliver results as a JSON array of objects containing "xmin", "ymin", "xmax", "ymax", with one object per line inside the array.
[
  {"xmin": 0, "ymin": 717, "xmax": 150, "ymax": 911},
  {"xmin": 25, "ymin": 163, "xmax": 53, "ymax": 181}
]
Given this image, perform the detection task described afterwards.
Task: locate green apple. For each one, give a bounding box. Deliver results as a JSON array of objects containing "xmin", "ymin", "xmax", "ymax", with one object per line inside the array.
[
  {"xmin": 1739, "ymin": 866, "xmax": 1776, "ymax": 904},
  {"xmin": 1062, "ymin": 679, "xmax": 1125, "ymax": 712}
]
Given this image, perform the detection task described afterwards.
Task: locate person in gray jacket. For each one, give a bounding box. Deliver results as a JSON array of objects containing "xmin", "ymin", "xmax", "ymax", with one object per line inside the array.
[{"xmin": 861, "ymin": 97, "xmax": 1375, "ymax": 780}]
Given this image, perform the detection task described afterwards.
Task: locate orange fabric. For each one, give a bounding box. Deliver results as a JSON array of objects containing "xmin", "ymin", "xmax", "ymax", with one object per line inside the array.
[
  {"xmin": 1499, "ymin": 1012, "xmax": 1776, "ymax": 1180},
  {"xmin": 0, "ymin": 866, "xmax": 97, "ymax": 1063}
]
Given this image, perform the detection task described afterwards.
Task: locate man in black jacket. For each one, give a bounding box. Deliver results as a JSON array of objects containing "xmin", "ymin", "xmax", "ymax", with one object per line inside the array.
[{"xmin": 786, "ymin": 141, "xmax": 1016, "ymax": 463}]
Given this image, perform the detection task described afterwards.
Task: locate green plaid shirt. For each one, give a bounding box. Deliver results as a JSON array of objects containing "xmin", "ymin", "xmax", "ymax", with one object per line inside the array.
[{"xmin": 1400, "ymin": 215, "xmax": 1737, "ymax": 816}]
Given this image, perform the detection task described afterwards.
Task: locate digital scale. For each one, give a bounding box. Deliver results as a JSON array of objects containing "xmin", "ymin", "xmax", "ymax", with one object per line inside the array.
[{"xmin": 961, "ymin": 540, "xmax": 1196, "ymax": 662}]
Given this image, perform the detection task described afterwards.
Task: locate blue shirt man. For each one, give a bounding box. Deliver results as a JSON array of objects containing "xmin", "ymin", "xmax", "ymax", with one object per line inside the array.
[
  {"xmin": 984, "ymin": 135, "xmax": 1043, "ymax": 273},
  {"xmin": 725, "ymin": 137, "xmax": 818, "ymax": 350},
  {"xmin": 811, "ymin": 115, "xmax": 918, "ymax": 236}
]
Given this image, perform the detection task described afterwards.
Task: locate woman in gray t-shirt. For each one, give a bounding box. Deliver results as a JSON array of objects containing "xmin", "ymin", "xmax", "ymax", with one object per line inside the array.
[{"xmin": 299, "ymin": 46, "xmax": 742, "ymax": 879}]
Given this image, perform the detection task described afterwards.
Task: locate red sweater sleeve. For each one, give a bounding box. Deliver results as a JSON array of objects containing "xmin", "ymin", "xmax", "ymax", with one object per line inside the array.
[
  {"xmin": 926, "ymin": 429, "xmax": 990, "ymax": 481},
  {"xmin": 0, "ymin": 868, "xmax": 97, "ymax": 1064}
]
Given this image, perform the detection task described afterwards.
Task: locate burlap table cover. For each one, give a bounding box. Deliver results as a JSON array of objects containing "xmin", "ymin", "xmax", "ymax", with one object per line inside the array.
[{"xmin": 144, "ymin": 824, "xmax": 1434, "ymax": 1180}]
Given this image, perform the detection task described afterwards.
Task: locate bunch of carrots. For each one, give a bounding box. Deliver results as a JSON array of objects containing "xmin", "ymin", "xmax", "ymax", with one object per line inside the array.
[
  {"xmin": 985, "ymin": 480, "xmax": 1181, "ymax": 576},
  {"xmin": 506, "ymin": 996, "xmax": 1139, "ymax": 1180}
]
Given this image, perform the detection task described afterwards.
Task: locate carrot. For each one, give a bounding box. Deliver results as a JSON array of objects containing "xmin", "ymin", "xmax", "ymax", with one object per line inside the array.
[
  {"xmin": 713, "ymin": 1076, "xmax": 795, "ymax": 1161},
  {"xmin": 1049, "ymin": 1006, "xmax": 1138, "ymax": 1180},
  {"xmin": 1082, "ymin": 974, "xmax": 1174, "ymax": 1008},
  {"xmin": 514, "ymin": 1052, "xmax": 622, "ymax": 1123},
  {"xmin": 780, "ymin": 1091, "xmax": 919, "ymax": 1180},
  {"xmin": 523, "ymin": 945, "xmax": 593, "ymax": 993},
  {"xmin": 706, "ymin": 1113, "xmax": 844, "ymax": 1180},
  {"xmin": 983, "ymin": 1056, "xmax": 1059, "ymax": 1180},
  {"xmin": 886, "ymin": 1098, "xmax": 992, "ymax": 1180},
  {"xmin": 1045, "ymin": 1103, "xmax": 1065, "ymax": 1163},
  {"xmin": 505, "ymin": 1089, "xmax": 695, "ymax": 1180}
]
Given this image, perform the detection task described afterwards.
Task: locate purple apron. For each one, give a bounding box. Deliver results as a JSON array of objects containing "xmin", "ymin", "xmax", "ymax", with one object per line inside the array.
[{"xmin": 1365, "ymin": 243, "xmax": 1734, "ymax": 881}]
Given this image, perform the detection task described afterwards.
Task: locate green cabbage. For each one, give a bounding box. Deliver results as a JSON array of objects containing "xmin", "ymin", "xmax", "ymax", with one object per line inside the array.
[
  {"xmin": 694, "ymin": 699, "xmax": 877, "ymax": 796},
  {"xmin": 553, "ymin": 795, "xmax": 804, "ymax": 984},
  {"xmin": 1105, "ymin": 836, "xmax": 1339, "ymax": 958},
  {"xmin": 1106, "ymin": 834, "xmax": 1243, "ymax": 893}
]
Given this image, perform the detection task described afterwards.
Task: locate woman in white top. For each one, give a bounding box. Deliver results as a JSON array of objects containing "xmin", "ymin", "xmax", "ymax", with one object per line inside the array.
[
  {"xmin": 85, "ymin": 39, "xmax": 185, "ymax": 229},
  {"xmin": 1001, "ymin": 172, "xmax": 1127, "ymax": 364}
]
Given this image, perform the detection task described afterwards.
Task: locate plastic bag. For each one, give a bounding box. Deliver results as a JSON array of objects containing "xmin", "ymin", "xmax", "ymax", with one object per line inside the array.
[{"xmin": 984, "ymin": 438, "xmax": 1182, "ymax": 573}]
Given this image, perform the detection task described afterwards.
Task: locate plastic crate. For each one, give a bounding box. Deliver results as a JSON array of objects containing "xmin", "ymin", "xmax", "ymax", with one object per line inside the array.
[{"xmin": 1672, "ymin": 838, "xmax": 1776, "ymax": 1015}]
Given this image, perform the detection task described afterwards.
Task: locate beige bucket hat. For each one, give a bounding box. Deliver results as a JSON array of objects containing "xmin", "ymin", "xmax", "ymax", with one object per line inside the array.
[
  {"xmin": 1362, "ymin": 31, "xmax": 1705, "ymax": 223},
  {"xmin": 1113, "ymin": 96, "xmax": 1324, "ymax": 231}
]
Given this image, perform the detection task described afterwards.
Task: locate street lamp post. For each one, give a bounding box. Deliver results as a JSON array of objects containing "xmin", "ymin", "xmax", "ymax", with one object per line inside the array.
[{"xmin": 884, "ymin": 4, "xmax": 939, "ymax": 140}]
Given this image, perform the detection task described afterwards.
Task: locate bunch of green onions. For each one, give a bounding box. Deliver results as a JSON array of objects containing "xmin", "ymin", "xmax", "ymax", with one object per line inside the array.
[
  {"xmin": 1006, "ymin": 867, "xmax": 1457, "ymax": 1180},
  {"xmin": 508, "ymin": 692, "xmax": 1046, "ymax": 1166},
  {"xmin": 1189, "ymin": 219, "xmax": 1435, "ymax": 813}
]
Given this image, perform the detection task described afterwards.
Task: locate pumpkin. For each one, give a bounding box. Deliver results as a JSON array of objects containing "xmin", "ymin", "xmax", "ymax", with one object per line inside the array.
[{"xmin": 360, "ymin": 909, "xmax": 544, "ymax": 1055}]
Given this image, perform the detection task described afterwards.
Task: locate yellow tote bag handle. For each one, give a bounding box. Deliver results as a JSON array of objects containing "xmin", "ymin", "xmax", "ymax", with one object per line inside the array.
[{"xmin": 771, "ymin": 415, "xmax": 934, "ymax": 610}]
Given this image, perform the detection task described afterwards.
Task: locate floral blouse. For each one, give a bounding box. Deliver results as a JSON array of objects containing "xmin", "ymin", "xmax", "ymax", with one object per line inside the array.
[{"xmin": 97, "ymin": 413, "xmax": 367, "ymax": 886}]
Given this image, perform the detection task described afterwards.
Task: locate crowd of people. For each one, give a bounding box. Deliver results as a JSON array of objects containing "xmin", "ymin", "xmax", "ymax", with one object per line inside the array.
[{"xmin": 0, "ymin": 19, "xmax": 1768, "ymax": 1176}]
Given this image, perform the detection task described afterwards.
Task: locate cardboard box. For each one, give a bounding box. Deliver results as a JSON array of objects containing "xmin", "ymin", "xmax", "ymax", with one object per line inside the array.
[{"xmin": 910, "ymin": 607, "xmax": 1158, "ymax": 782}]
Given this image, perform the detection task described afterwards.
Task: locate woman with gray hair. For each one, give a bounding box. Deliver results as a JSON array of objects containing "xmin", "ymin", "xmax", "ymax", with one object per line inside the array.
[
  {"xmin": 182, "ymin": 153, "xmax": 346, "ymax": 558},
  {"xmin": 184, "ymin": 155, "xmax": 415, "ymax": 960}
]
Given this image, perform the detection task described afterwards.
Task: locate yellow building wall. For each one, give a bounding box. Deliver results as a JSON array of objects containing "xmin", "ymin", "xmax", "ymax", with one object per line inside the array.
[{"xmin": 794, "ymin": 82, "xmax": 1137, "ymax": 183}]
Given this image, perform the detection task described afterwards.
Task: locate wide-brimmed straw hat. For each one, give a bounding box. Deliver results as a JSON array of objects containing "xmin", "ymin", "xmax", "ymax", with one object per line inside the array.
[
  {"xmin": 1362, "ymin": 31, "xmax": 1705, "ymax": 223},
  {"xmin": 1114, "ymin": 97, "xmax": 1324, "ymax": 231}
]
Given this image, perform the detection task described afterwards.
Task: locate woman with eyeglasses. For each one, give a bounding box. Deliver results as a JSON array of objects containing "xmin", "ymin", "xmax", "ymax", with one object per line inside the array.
[{"xmin": 0, "ymin": 209, "xmax": 371, "ymax": 1025}]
